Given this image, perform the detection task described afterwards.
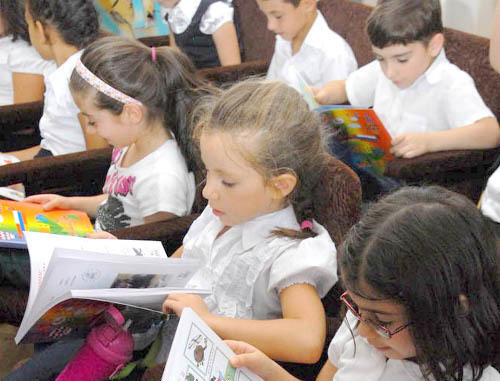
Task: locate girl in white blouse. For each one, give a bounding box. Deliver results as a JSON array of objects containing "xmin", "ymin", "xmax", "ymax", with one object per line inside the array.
[
  {"xmin": 225, "ymin": 186, "xmax": 500, "ymax": 381},
  {"xmin": 160, "ymin": 79, "xmax": 338, "ymax": 364},
  {"xmin": 158, "ymin": 0, "xmax": 241, "ymax": 68},
  {"xmin": 0, "ymin": 0, "xmax": 55, "ymax": 105}
]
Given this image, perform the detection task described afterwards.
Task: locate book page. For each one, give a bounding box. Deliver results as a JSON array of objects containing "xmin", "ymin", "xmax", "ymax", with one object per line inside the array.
[
  {"xmin": 24, "ymin": 232, "xmax": 168, "ymax": 323},
  {"xmin": 162, "ymin": 308, "xmax": 264, "ymax": 381}
]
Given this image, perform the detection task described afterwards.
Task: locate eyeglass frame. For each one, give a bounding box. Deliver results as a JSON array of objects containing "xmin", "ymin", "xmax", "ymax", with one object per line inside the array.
[{"xmin": 340, "ymin": 291, "xmax": 410, "ymax": 339}]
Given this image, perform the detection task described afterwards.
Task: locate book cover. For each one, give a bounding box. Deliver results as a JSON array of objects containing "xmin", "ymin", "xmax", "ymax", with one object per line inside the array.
[
  {"xmin": 162, "ymin": 308, "xmax": 264, "ymax": 381},
  {"xmin": 0, "ymin": 200, "xmax": 94, "ymax": 248},
  {"xmin": 317, "ymin": 105, "xmax": 395, "ymax": 175}
]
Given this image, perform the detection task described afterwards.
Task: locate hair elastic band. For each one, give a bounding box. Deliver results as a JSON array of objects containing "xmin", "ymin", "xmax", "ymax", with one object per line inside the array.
[
  {"xmin": 151, "ymin": 46, "xmax": 156, "ymax": 62},
  {"xmin": 75, "ymin": 59, "xmax": 143, "ymax": 106},
  {"xmin": 301, "ymin": 220, "xmax": 313, "ymax": 230}
]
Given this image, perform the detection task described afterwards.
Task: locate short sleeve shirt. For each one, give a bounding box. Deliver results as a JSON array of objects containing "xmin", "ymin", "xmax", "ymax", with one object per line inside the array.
[
  {"xmin": 0, "ymin": 36, "xmax": 56, "ymax": 105},
  {"xmin": 39, "ymin": 50, "xmax": 86, "ymax": 156},
  {"xmin": 267, "ymin": 10, "xmax": 358, "ymax": 89},
  {"xmin": 161, "ymin": 0, "xmax": 233, "ymax": 35},
  {"xmin": 95, "ymin": 140, "xmax": 195, "ymax": 231},
  {"xmin": 345, "ymin": 49, "xmax": 495, "ymax": 138},
  {"xmin": 181, "ymin": 204, "xmax": 338, "ymax": 319}
]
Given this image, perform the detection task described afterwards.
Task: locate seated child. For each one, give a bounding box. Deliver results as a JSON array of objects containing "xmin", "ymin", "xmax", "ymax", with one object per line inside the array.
[
  {"xmin": 226, "ymin": 186, "xmax": 500, "ymax": 381},
  {"xmin": 315, "ymin": 0, "xmax": 500, "ymax": 159},
  {"xmin": 160, "ymin": 79, "xmax": 338, "ymax": 365},
  {"xmin": 6, "ymin": 80, "xmax": 339, "ymax": 379},
  {"xmin": 0, "ymin": 36, "xmax": 204, "ymax": 289},
  {"xmin": 258, "ymin": 0, "xmax": 357, "ymax": 90},
  {"xmin": 7, "ymin": 0, "xmax": 106, "ymax": 161},
  {"xmin": 0, "ymin": 0, "xmax": 55, "ymax": 105},
  {"xmin": 158, "ymin": 0, "xmax": 241, "ymax": 69}
]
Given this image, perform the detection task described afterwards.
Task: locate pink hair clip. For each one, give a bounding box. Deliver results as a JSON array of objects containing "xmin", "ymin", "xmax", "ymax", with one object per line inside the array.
[
  {"xmin": 151, "ymin": 46, "xmax": 156, "ymax": 62},
  {"xmin": 75, "ymin": 59, "xmax": 143, "ymax": 106},
  {"xmin": 300, "ymin": 220, "xmax": 313, "ymax": 230}
]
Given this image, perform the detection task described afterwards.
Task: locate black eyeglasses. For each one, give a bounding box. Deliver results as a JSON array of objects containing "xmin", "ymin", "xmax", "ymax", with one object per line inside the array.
[{"xmin": 340, "ymin": 291, "xmax": 410, "ymax": 339}]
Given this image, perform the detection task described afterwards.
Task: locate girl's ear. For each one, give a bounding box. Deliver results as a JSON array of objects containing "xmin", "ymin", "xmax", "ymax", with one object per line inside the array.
[
  {"xmin": 35, "ymin": 20, "xmax": 49, "ymax": 44},
  {"xmin": 270, "ymin": 173, "xmax": 297, "ymax": 200},
  {"xmin": 121, "ymin": 103, "xmax": 144, "ymax": 125},
  {"xmin": 428, "ymin": 33, "xmax": 445, "ymax": 57}
]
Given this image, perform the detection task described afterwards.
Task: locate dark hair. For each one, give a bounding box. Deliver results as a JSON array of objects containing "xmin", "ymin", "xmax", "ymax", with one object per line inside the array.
[
  {"xmin": 70, "ymin": 36, "xmax": 212, "ymax": 174},
  {"xmin": 193, "ymin": 79, "xmax": 331, "ymax": 239},
  {"xmin": 366, "ymin": 0, "xmax": 444, "ymax": 48},
  {"xmin": 340, "ymin": 186, "xmax": 500, "ymax": 381},
  {"xmin": 25, "ymin": 0, "xmax": 99, "ymax": 49},
  {"xmin": 1, "ymin": 0, "xmax": 30, "ymax": 42}
]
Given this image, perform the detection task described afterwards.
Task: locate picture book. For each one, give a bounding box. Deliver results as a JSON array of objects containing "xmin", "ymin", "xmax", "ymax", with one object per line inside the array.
[
  {"xmin": 162, "ymin": 308, "xmax": 264, "ymax": 381},
  {"xmin": 16, "ymin": 232, "xmax": 209, "ymax": 344},
  {"xmin": 0, "ymin": 199, "xmax": 94, "ymax": 249},
  {"xmin": 317, "ymin": 105, "xmax": 395, "ymax": 175}
]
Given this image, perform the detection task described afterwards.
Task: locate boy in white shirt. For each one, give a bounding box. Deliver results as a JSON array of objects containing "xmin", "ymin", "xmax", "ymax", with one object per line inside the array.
[
  {"xmin": 257, "ymin": 0, "xmax": 357, "ymax": 90},
  {"xmin": 315, "ymin": 0, "xmax": 500, "ymax": 159}
]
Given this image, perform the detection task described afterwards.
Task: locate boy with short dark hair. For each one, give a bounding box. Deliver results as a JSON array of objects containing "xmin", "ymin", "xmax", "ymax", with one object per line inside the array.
[
  {"xmin": 257, "ymin": 0, "xmax": 357, "ymax": 90},
  {"xmin": 315, "ymin": 0, "xmax": 500, "ymax": 159}
]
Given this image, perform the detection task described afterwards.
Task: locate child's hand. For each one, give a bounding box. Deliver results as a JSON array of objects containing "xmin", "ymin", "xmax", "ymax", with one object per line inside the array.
[
  {"xmin": 24, "ymin": 194, "xmax": 73, "ymax": 211},
  {"xmin": 85, "ymin": 231, "xmax": 118, "ymax": 239},
  {"xmin": 226, "ymin": 340, "xmax": 294, "ymax": 381},
  {"xmin": 391, "ymin": 132, "xmax": 432, "ymax": 158},
  {"xmin": 162, "ymin": 293, "xmax": 211, "ymax": 319},
  {"xmin": 312, "ymin": 80, "xmax": 347, "ymax": 105}
]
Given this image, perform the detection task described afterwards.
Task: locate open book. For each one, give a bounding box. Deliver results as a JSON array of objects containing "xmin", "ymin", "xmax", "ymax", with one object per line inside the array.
[
  {"xmin": 0, "ymin": 153, "xmax": 25, "ymax": 201},
  {"xmin": 317, "ymin": 105, "xmax": 394, "ymax": 175},
  {"xmin": 163, "ymin": 308, "xmax": 264, "ymax": 381},
  {"xmin": 0, "ymin": 199, "xmax": 94, "ymax": 249},
  {"xmin": 16, "ymin": 232, "xmax": 209, "ymax": 344}
]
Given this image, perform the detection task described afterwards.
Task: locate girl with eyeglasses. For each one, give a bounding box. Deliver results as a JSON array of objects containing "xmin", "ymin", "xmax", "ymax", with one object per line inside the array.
[{"xmin": 225, "ymin": 186, "xmax": 500, "ymax": 381}]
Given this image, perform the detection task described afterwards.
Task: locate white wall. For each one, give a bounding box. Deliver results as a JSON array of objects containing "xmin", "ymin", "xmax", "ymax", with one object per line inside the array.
[{"xmin": 359, "ymin": 0, "xmax": 498, "ymax": 38}]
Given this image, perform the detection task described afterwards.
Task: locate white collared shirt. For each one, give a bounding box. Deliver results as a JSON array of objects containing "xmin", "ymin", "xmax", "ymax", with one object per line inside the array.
[
  {"xmin": 345, "ymin": 49, "xmax": 495, "ymax": 138},
  {"xmin": 0, "ymin": 36, "xmax": 56, "ymax": 106},
  {"xmin": 328, "ymin": 312, "xmax": 500, "ymax": 381},
  {"xmin": 480, "ymin": 169, "xmax": 500, "ymax": 223},
  {"xmin": 181, "ymin": 204, "xmax": 338, "ymax": 319},
  {"xmin": 39, "ymin": 50, "xmax": 86, "ymax": 156},
  {"xmin": 161, "ymin": 0, "xmax": 234, "ymax": 35},
  {"xmin": 266, "ymin": 10, "xmax": 358, "ymax": 89}
]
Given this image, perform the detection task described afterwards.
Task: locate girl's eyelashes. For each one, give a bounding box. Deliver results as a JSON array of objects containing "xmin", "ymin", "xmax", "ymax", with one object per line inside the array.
[{"xmin": 222, "ymin": 180, "xmax": 235, "ymax": 187}]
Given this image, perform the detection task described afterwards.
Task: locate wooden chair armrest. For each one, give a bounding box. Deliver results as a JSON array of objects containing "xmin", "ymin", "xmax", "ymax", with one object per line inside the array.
[
  {"xmin": 0, "ymin": 147, "xmax": 112, "ymax": 196},
  {"xmin": 385, "ymin": 148, "xmax": 500, "ymax": 180}
]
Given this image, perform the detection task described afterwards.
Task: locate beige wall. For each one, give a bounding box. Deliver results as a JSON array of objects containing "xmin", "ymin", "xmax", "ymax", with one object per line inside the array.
[{"xmin": 359, "ymin": 0, "xmax": 498, "ymax": 38}]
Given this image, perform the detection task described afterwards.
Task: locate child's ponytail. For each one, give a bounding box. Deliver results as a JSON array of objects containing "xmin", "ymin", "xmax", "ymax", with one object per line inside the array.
[
  {"xmin": 193, "ymin": 79, "xmax": 331, "ymax": 240},
  {"xmin": 70, "ymin": 36, "xmax": 212, "ymax": 176}
]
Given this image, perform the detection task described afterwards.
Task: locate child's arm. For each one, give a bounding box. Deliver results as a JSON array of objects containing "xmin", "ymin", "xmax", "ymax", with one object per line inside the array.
[
  {"xmin": 7, "ymin": 145, "xmax": 42, "ymax": 161},
  {"xmin": 226, "ymin": 340, "xmax": 337, "ymax": 381},
  {"xmin": 164, "ymin": 283, "xmax": 326, "ymax": 363},
  {"xmin": 490, "ymin": 1, "xmax": 500, "ymax": 73},
  {"xmin": 212, "ymin": 22, "xmax": 241, "ymax": 66},
  {"xmin": 24, "ymin": 193, "xmax": 108, "ymax": 218},
  {"xmin": 78, "ymin": 114, "xmax": 109, "ymax": 150},
  {"xmin": 12, "ymin": 73, "xmax": 45, "ymax": 104},
  {"xmin": 391, "ymin": 116, "xmax": 500, "ymax": 158},
  {"xmin": 312, "ymin": 80, "xmax": 348, "ymax": 105}
]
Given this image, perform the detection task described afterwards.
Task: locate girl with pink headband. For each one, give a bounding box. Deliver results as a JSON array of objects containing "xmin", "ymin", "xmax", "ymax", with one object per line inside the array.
[{"xmin": 25, "ymin": 36, "xmax": 209, "ymax": 232}]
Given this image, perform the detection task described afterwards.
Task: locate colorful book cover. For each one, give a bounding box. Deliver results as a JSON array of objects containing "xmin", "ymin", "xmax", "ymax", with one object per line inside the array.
[
  {"xmin": 0, "ymin": 200, "xmax": 94, "ymax": 248},
  {"xmin": 317, "ymin": 105, "xmax": 395, "ymax": 175}
]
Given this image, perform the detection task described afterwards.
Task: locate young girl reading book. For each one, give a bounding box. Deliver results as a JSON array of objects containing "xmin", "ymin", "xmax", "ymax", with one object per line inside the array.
[
  {"xmin": 157, "ymin": 79, "xmax": 338, "ymax": 365},
  {"xmin": 158, "ymin": 0, "xmax": 241, "ymax": 69},
  {"xmin": 0, "ymin": 0, "xmax": 55, "ymax": 105},
  {"xmin": 7, "ymin": 0, "xmax": 105, "ymax": 161},
  {"xmin": 225, "ymin": 186, "xmax": 500, "ymax": 381},
  {"xmin": 25, "ymin": 35, "xmax": 202, "ymax": 232}
]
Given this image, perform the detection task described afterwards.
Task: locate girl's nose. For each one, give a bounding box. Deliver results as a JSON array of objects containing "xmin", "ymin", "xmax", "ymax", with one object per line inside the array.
[
  {"xmin": 202, "ymin": 180, "xmax": 218, "ymax": 201},
  {"xmin": 357, "ymin": 320, "xmax": 379, "ymax": 340},
  {"xmin": 267, "ymin": 18, "xmax": 277, "ymax": 33}
]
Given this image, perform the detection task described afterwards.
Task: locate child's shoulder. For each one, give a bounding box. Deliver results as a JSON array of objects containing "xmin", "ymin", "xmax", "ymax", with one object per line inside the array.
[
  {"xmin": 305, "ymin": 11, "xmax": 353, "ymax": 54},
  {"xmin": 424, "ymin": 49, "xmax": 476, "ymax": 90}
]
